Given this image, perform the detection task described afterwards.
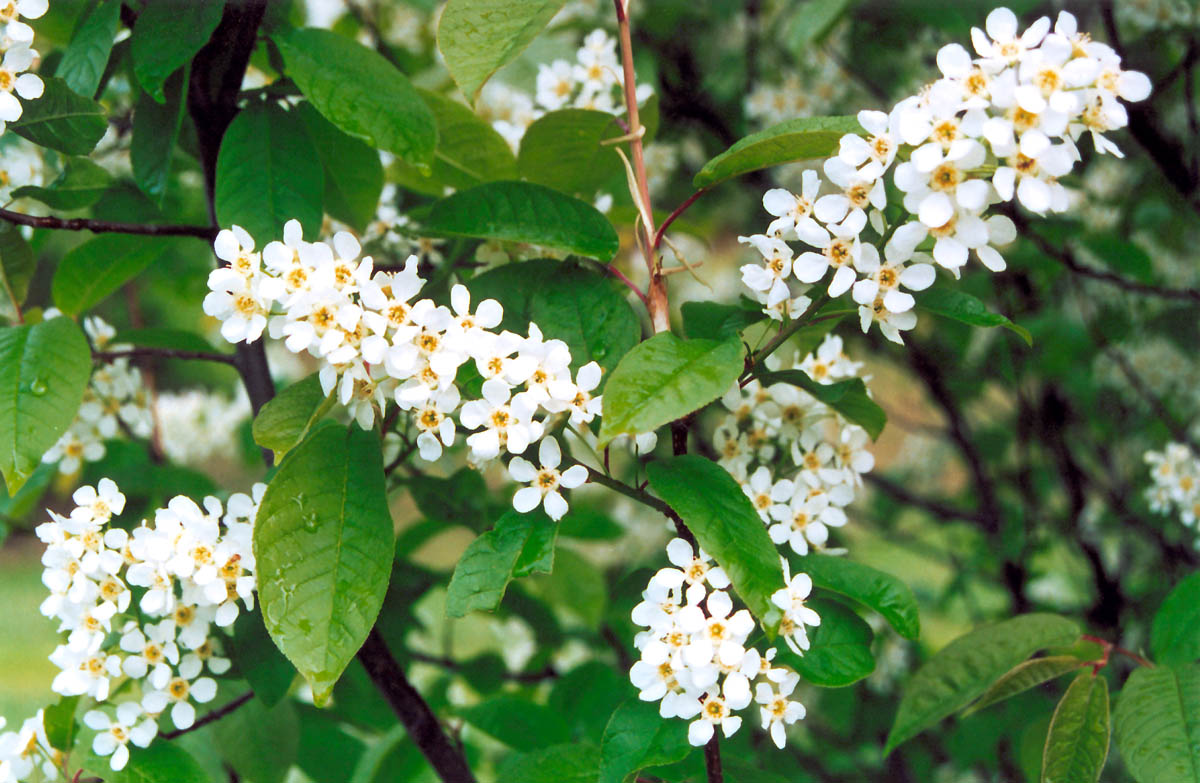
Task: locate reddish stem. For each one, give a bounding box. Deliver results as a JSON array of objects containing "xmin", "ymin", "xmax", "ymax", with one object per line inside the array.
[{"xmin": 653, "ymin": 188, "xmax": 707, "ymax": 250}]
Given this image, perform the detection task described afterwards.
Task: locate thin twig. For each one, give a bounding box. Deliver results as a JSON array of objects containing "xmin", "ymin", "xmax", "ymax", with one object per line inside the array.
[
  {"xmin": 1081, "ymin": 634, "xmax": 1154, "ymax": 668},
  {"xmin": 578, "ymin": 460, "xmax": 694, "ymax": 545},
  {"xmin": 160, "ymin": 691, "xmax": 254, "ymax": 739},
  {"xmin": 653, "ymin": 188, "xmax": 707, "ymax": 250},
  {"xmin": 606, "ymin": 263, "xmax": 649, "ymax": 306},
  {"xmin": 94, "ymin": 347, "xmax": 236, "ymax": 365},
  {"xmin": 0, "ymin": 207, "xmax": 217, "ymax": 240}
]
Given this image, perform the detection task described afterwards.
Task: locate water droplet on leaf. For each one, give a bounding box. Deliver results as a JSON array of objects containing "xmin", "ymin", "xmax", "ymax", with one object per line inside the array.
[{"xmin": 28, "ymin": 378, "xmax": 46, "ymax": 396}]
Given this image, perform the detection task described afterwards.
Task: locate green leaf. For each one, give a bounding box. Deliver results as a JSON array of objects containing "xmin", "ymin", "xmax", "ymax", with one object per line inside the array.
[
  {"xmin": 1081, "ymin": 232, "xmax": 1153, "ymax": 283},
  {"xmin": 693, "ymin": 115, "xmax": 861, "ymax": 189},
  {"xmin": 12, "ymin": 156, "xmax": 112, "ymax": 210},
  {"xmin": 211, "ymin": 686, "xmax": 300, "ymax": 783},
  {"xmin": 886, "ymin": 614, "xmax": 1081, "ymax": 754},
  {"xmin": 599, "ymin": 698, "xmax": 692, "ymax": 783},
  {"xmin": 1113, "ymin": 664, "xmax": 1200, "ymax": 783},
  {"xmin": 458, "ymin": 695, "xmax": 570, "ymax": 751},
  {"xmin": 558, "ymin": 508, "xmax": 623, "ymax": 540},
  {"xmin": 420, "ymin": 181, "xmax": 620, "ymax": 261},
  {"xmin": 254, "ymin": 424, "xmax": 395, "ymax": 703},
  {"xmin": 0, "ymin": 317, "xmax": 91, "ymax": 494},
  {"xmin": 1152, "ymin": 572, "xmax": 1200, "ymax": 666},
  {"xmin": 518, "ymin": 109, "xmax": 625, "ymax": 195},
  {"xmin": 1042, "ymin": 672, "xmax": 1110, "ymax": 783},
  {"xmin": 274, "ymin": 27, "xmax": 437, "ymax": 168},
  {"xmin": 297, "ymin": 102, "xmax": 384, "ymax": 232},
  {"xmin": 784, "ymin": 598, "xmax": 875, "ymax": 687},
  {"xmin": 647, "ymin": 455, "xmax": 781, "ymax": 620},
  {"xmin": 10, "ymin": 76, "xmax": 108, "ymax": 156},
  {"xmin": 445, "ymin": 510, "xmax": 557, "ymax": 617},
  {"xmin": 130, "ymin": 0, "xmax": 223, "ymax": 102},
  {"xmin": 228, "ymin": 608, "xmax": 296, "ymax": 708},
  {"xmin": 51, "ymin": 235, "xmax": 174, "ymax": 316},
  {"xmin": 390, "ymin": 89, "xmax": 517, "ymax": 197},
  {"xmin": 43, "ymin": 695, "xmax": 80, "ymax": 752},
  {"xmin": 918, "ymin": 287, "xmax": 1032, "ymax": 346},
  {"xmin": 407, "ymin": 467, "xmax": 492, "ymax": 531},
  {"xmin": 534, "ymin": 546, "xmax": 605, "ymax": 628},
  {"xmin": 88, "ymin": 741, "xmax": 210, "ymax": 783},
  {"xmin": 56, "ymin": 0, "xmax": 121, "ymax": 98},
  {"xmin": 252, "ymin": 373, "xmax": 334, "ymax": 460},
  {"xmin": 496, "ymin": 743, "xmax": 600, "ymax": 783},
  {"xmin": 466, "ymin": 260, "xmax": 640, "ymax": 377},
  {"xmin": 783, "ymin": 0, "xmax": 852, "ymax": 53},
  {"xmin": 132, "ymin": 68, "xmax": 188, "ymax": 206},
  {"xmin": 215, "ymin": 102, "xmax": 324, "ymax": 245},
  {"xmin": 296, "ymin": 705, "xmax": 366, "ymax": 783},
  {"xmin": 0, "ymin": 224, "xmax": 36, "ymax": 314},
  {"xmin": 793, "ymin": 554, "xmax": 919, "ymax": 640},
  {"xmin": 963, "ymin": 656, "xmax": 1087, "ymax": 717},
  {"xmin": 681, "ymin": 300, "xmax": 767, "ymax": 341},
  {"xmin": 110, "ymin": 327, "xmax": 219, "ymax": 354},
  {"xmin": 599, "ymin": 333, "xmax": 743, "ymax": 446},
  {"xmin": 755, "ymin": 370, "xmax": 886, "ymax": 440},
  {"xmin": 437, "ymin": 0, "xmax": 566, "ymax": 104}
]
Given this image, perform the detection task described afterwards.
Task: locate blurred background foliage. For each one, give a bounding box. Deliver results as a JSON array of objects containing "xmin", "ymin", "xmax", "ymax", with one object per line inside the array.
[{"xmin": 1, "ymin": 0, "xmax": 1197, "ymax": 781}]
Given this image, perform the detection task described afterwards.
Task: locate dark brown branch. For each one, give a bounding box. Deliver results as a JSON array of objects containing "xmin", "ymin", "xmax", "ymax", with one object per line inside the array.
[
  {"xmin": 357, "ymin": 630, "xmax": 478, "ymax": 783},
  {"xmin": 704, "ymin": 734, "xmax": 723, "ymax": 783},
  {"xmin": 95, "ymin": 347, "xmax": 235, "ymax": 365},
  {"xmin": 865, "ymin": 473, "xmax": 984, "ymax": 523},
  {"xmin": 0, "ymin": 207, "xmax": 216, "ymax": 240},
  {"xmin": 160, "ymin": 691, "xmax": 254, "ymax": 739}
]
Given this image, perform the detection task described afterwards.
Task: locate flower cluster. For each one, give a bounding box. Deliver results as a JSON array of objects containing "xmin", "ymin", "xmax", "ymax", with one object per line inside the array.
[
  {"xmin": 43, "ymin": 316, "xmax": 153, "ymax": 475},
  {"xmin": 27, "ymin": 479, "xmax": 262, "ymax": 771},
  {"xmin": 739, "ymin": 7, "xmax": 1151, "ymax": 343},
  {"xmin": 203, "ymin": 219, "xmax": 602, "ymax": 515},
  {"xmin": 479, "ymin": 28, "xmax": 654, "ymax": 151},
  {"xmin": 154, "ymin": 389, "xmax": 251, "ymax": 467},
  {"xmin": 629, "ymin": 539, "xmax": 810, "ymax": 748},
  {"xmin": 0, "ymin": 0, "xmax": 46, "ymax": 132},
  {"xmin": 719, "ymin": 335, "xmax": 874, "ymax": 558},
  {"xmin": 1145, "ymin": 442, "xmax": 1200, "ymax": 532}
]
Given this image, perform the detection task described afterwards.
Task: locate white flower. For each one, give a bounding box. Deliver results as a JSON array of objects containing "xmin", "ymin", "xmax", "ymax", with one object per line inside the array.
[
  {"xmin": 143, "ymin": 656, "xmax": 218, "ymax": 731},
  {"xmin": 738, "ymin": 234, "xmax": 794, "ymax": 307},
  {"xmin": 761, "ymin": 170, "xmax": 821, "ymax": 239},
  {"xmin": 755, "ymin": 675, "xmax": 806, "ymax": 749},
  {"xmin": 851, "ymin": 227, "xmax": 936, "ymax": 314},
  {"xmin": 0, "ymin": 46, "xmax": 43, "ymax": 126},
  {"xmin": 815, "ymin": 158, "xmax": 886, "ymax": 225},
  {"xmin": 969, "ymin": 7, "xmax": 1050, "ymax": 68},
  {"xmin": 687, "ymin": 674, "xmax": 752, "ymax": 746},
  {"xmin": 792, "ymin": 210, "xmax": 867, "ymax": 297},
  {"xmin": 84, "ymin": 702, "xmax": 157, "ymax": 772},
  {"xmin": 536, "ymin": 59, "xmax": 576, "ymax": 110},
  {"xmin": 0, "ymin": 0, "xmax": 48, "ymax": 44},
  {"xmin": 508, "ymin": 437, "xmax": 587, "ymax": 521},
  {"xmin": 771, "ymin": 561, "xmax": 822, "ymax": 655},
  {"xmin": 652, "ymin": 538, "xmax": 731, "ymax": 605},
  {"xmin": 767, "ymin": 492, "xmax": 846, "ymax": 556}
]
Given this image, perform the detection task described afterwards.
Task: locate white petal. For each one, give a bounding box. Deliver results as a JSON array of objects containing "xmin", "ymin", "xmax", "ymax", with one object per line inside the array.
[{"xmin": 512, "ymin": 486, "xmax": 542, "ymax": 514}]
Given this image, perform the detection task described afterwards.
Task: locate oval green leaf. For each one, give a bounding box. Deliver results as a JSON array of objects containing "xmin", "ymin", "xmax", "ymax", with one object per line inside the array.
[
  {"xmin": 1113, "ymin": 664, "xmax": 1200, "ymax": 783},
  {"xmin": 13, "ymin": 157, "xmax": 112, "ymax": 210},
  {"xmin": 446, "ymin": 510, "xmax": 557, "ymax": 618},
  {"xmin": 254, "ymin": 424, "xmax": 395, "ymax": 704},
  {"xmin": 0, "ymin": 224, "xmax": 35, "ymax": 314},
  {"xmin": 793, "ymin": 553, "xmax": 919, "ymax": 640},
  {"xmin": 646, "ymin": 455, "xmax": 782, "ymax": 621},
  {"xmin": 1151, "ymin": 572, "xmax": 1200, "ymax": 666},
  {"xmin": 252, "ymin": 373, "xmax": 335, "ymax": 460},
  {"xmin": 420, "ymin": 181, "xmax": 619, "ymax": 261},
  {"xmin": 599, "ymin": 333, "xmax": 744, "ymax": 446},
  {"xmin": 964, "ymin": 655, "xmax": 1087, "ymax": 717},
  {"xmin": 10, "ymin": 76, "xmax": 108, "ymax": 156},
  {"xmin": 297, "ymin": 102, "xmax": 384, "ymax": 232},
  {"xmin": 274, "ymin": 27, "xmax": 437, "ymax": 168},
  {"xmin": 517, "ymin": 108, "xmax": 624, "ymax": 195},
  {"xmin": 130, "ymin": 0, "xmax": 223, "ymax": 102},
  {"xmin": 886, "ymin": 613, "xmax": 1080, "ymax": 754},
  {"xmin": 390, "ymin": 89, "xmax": 517, "ymax": 197},
  {"xmin": 52, "ymin": 235, "xmax": 175, "ymax": 316},
  {"xmin": 784, "ymin": 598, "xmax": 875, "ymax": 687},
  {"xmin": 693, "ymin": 115, "xmax": 861, "ymax": 189},
  {"xmin": 682, "ymin": 300, "xmax": 767, "ymax": 341},
  {"xmin": 598, "ymin": 698, "xmax": 691, "ymax": 783},
  {"xmin": 918, "ymin": 287, "xmax": 1032, "ymax": 346},
  {"xmin": 756, "ymin": 369, "xmax": 886, "ymax": 440},
  {"xmin": 1042, "ymin": 671, "xmax": 1110, "ymax": 783},
  {"xmin": 0, "ymin": 317, "xmax": 91, "ymax": 494},
  {"xmin": 55, "ymin": 0, "xmax": 121, "ymax": 98},
  {"xmin": 215, "ymin": 102, "xmax": 324, "ymax": 245},
  {"xmin": 437, "ymin": 0, "xmax": 566, "ymax": 104},
  {"xmin": 132, "ymin": 69, "xmax": 188, "ymax": 206}
]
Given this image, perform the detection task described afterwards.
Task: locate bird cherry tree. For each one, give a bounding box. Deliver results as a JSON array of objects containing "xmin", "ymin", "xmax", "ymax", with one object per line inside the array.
[{"xmin": 0, "ymin": 1, "xmax": 1196, "ymax": 783}]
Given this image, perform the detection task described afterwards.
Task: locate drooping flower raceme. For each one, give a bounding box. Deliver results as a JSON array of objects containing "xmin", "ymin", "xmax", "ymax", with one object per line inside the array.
[
  {"xmin": 24, "ymin": 480, "xmax": 263, "ymax": 772},
  {"xmin": 1145, "ymin": 442, "xmax": 1200, "ymax": 532},
  {"xmin": 738, "ymin": 7, "xmax": 1151, "ymax": 344}
]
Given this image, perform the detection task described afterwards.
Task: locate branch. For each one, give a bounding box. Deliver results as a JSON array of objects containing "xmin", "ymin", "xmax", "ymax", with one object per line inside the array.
[
  {"xmin": 0, "ymin": 207, "xmax": 217, "ymax": 240},
  {"xmin": 653, "ymin": 188, "xmax": 707, "ymax": 250},
  {"xmin": 579, "ymin": 461, "xmax": 695, "ymax": 546},
  {"xmin": 357, "ymin": 630, "xmax": 478, "ymax": 783},
  {"xmin": 1023, "ymin": 227, "xmax": 1200, "ymax": 304},
  {"xmin": 95, "ymin": 347, "xmax": 236, "ymax": 365},
  {"xmin": 160, "ymin": 691, "xmax": 254, "ymax": 740},
  {"xmin": 864, "ymin": 473, "xmax": 984, "ymax": 523}
]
